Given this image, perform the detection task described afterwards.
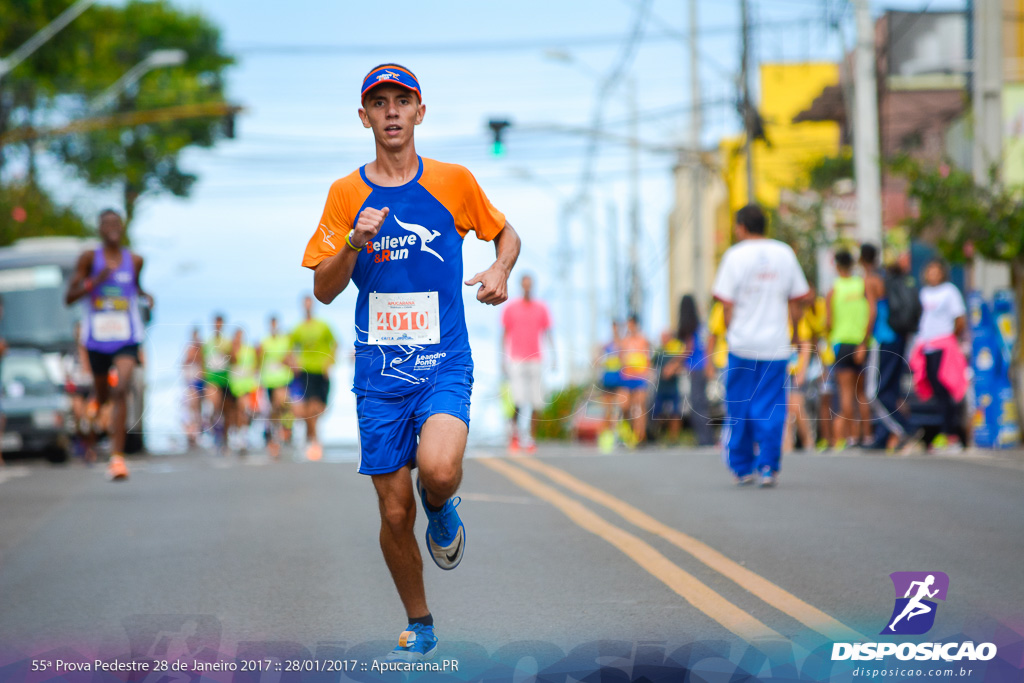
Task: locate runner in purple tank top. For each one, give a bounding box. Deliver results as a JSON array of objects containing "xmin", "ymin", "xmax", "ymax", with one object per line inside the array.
[{"xmin": 65, "ymin": 209, "xmax": 154, "ymax": 481}]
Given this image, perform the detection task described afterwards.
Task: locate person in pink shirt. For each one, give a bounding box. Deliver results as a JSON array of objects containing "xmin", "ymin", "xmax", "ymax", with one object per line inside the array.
[{"xmin": 501, "ymin": 274, "xmax": 555, "ymax": 452}]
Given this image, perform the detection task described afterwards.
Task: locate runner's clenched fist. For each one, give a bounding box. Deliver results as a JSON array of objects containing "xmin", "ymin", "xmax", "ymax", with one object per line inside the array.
[{"xmin": 349, "ymin": 207, "xmax": 389, "ymax": 248}]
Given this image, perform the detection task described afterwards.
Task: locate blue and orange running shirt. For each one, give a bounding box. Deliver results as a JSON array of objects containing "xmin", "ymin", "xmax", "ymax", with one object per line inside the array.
[{"xmin": 302, "ymin": 156, "xmax": 506, "ymax": 397}]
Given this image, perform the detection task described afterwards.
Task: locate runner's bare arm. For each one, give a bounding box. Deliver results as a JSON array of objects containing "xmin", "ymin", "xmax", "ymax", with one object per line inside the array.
[
  {"xmin": 313, "ymin": 207, "xmax": 389, "ymax": 304},
  {"xmin": 704, "ymin": 333, "xmax": 717, "ymax": 379},
  {"xmin": 65, "ymin": 251, "xmax": 98, "ymax": 305},
  {"xmin": 464, "ymin": 221, "xmax": 520, "ymax": 306},
  {"xmin": 863, "ymin": 276, "xmax": 880, "ymax": 346},
  {"xmin": 825, "ymin": 290, "xmax": 834, "ymax": 335},
  {"xmin": 789, "ymin": 300, "xmax": 803, "ymax": 344},
  {"xmin": 133, "ymin": 254, "xmax": 155, "ymax": 308}
]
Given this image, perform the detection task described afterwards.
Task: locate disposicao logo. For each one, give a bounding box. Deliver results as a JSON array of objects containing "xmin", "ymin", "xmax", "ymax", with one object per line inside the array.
[
  {"xmin": 831, "ymin": 572, "xmax": 998, "ymax": 663},
  {"xmin": 881, "ymin": 571, "xmax": 948, "ymax": 635}
]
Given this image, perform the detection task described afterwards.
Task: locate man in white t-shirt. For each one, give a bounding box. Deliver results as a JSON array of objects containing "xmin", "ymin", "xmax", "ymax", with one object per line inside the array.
[{"xmin": 711, "ymin": 205, "xmax": 810, "ymax": 487}]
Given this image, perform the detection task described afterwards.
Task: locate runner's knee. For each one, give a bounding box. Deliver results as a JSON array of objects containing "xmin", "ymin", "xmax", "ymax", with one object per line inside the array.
[
  {"xmin": 419, "ymin": 460, "xmax": 461, "ymax": 498},
  {"xmin": 380, "ymin": 496, "xmax": 415, "ymax": 533}
]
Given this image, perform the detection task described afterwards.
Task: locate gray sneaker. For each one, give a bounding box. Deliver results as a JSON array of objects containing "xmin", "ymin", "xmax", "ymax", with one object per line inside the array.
[{"xmin": 758, "ymin": 472, "xmax": 778, "ymax": 488}]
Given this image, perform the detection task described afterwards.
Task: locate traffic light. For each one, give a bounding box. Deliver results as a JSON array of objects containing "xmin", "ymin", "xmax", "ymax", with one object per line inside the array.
[{"xmin": 488, "ymin": 119, "xmax": 511, "ymax": 157}]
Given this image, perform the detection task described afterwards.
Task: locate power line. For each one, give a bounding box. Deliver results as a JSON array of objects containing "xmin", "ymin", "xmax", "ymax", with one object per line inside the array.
[
  {"xmin": 620, "ymin": 0, "xmax": 738, "ymax": 78},
  {"xmin": 576, "ymin": 0, "xmax": 653, "ymax": 200},
  {"xmin": 229, "ymin": 16, "xmax": 826, "ymax": 56}
]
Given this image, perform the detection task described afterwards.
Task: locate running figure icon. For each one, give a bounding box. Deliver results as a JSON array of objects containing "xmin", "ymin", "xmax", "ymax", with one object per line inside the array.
[{"xmin": 889, "ymin": 574, "xmax": 939, "ymax": 631}]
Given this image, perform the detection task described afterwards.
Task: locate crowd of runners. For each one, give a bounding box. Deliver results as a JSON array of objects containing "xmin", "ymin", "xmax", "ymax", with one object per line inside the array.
[{"xmin": 180, "ymin": 296, "xmax": 338, "ymax": 461}]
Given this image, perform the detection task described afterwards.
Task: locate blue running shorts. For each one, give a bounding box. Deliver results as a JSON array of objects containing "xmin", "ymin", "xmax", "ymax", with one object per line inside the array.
[
  {"xmin": 356, "ymin": 365, "xmax": 472, "ymax": 475},
  {"xmin": 621, "ymin": 376, "xmax": 647, "ymax": 391}
]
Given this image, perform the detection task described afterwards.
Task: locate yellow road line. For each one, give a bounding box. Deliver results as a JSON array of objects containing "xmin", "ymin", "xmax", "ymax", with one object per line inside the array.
[
  {"xmin": 479, "ymin": 457, "xmax": 784, "ymax": 643},
  {"xmin": 513, "ymin": 456, "xmax": 866, "ymax": 642}
]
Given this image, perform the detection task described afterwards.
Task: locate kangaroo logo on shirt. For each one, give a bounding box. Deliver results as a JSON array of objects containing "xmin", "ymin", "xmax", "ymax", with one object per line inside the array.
[{"xmin": 395, "ymin": 215, "xmax": 444, "ymax": 262}]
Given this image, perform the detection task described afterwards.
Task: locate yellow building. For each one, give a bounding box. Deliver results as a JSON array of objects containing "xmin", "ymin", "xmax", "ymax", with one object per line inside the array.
[
  {"xmin": 720, "ymin": 63, "xmax": 842, "ymax": 217},
  {"xmin": 1005, "ymin": 0, "xmax": 1024, "ymax": 184},
  {"xmin": 1007, "ymin": 0, "xmax": 1024, "ymax": 83}
]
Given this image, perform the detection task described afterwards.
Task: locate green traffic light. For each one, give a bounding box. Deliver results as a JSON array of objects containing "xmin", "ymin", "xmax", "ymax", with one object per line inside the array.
[{"xmin": 488, "ymin": 118, "xmax": 510, "ymax": 157}]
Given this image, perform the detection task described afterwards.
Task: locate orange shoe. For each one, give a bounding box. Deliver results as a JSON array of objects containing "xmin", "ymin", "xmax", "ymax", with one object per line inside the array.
[
  {"xmin": 106, "ymin": 454, "xmax": 129, "ymax": 481},
  {"xmin": 508, "ymin": 436, "xmax": 520, "ymax": 454},
  {"xmin": 305, "ymin": 441, "xmax": 322, "ymax": 461}
]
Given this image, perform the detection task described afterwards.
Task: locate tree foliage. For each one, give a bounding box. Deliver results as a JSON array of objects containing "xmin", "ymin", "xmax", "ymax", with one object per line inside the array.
[
  {"xmin": 51, "ymin": 1, "xmax": 235, "ymax": 225},
  {"xmin": 771, "ymin": 152, "xmax": 856, "ymax": 287},
  {"xmin": 0, "ymin": 182, "xmax": 92, "ymax": 246},
  {"xmin": 1, "ymin": 0, "xmax": 235, "ymax": 229},
  {"xmin": 807, "ymin": 150, "xmax": 854, "ymax": 193},
  {"xmin": 890, "ymin": 156, "xmax": 1024, "ymax": 265}
]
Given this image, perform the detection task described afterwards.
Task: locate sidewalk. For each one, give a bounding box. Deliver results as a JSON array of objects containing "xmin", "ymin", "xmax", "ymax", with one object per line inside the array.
[{"xmin": 476, "ymin": 440, "xmax": 1024, "ymax": 471}]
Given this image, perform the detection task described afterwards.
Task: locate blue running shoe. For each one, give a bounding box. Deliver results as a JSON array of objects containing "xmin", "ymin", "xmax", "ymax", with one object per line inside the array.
[
  {"xmin": 385, "ymin": 622, "xmax": 437, "ymax": 662},
  {"xmin": 416, "ymin": 476, "xmax": 465, "ymax": 570}
]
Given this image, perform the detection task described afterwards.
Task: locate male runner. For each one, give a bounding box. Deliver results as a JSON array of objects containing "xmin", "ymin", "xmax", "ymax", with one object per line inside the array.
[
  {"xmin": 227, "ymin": 327, "xmax": 258, "ymax": 453},
  {"xmin": 181, "ymin": 327, "xmax": 204, "ymax": 450},
  {"xmin": 501, "ymin": 273, "xmax": 554, "ymax": 453},
  {"xmin": 301, "ymin": 63, "xmax": 520, "ymax": 662},
  {"xmin": 65, "ymin": 209, "xmax": 153, "ymax": 481},
  {"xmin": 290, "ymin": 295, "xmax": 337, "ymax": 461},
  {"xmin": 861, "ymin": 243, "xmax": 909, "ymax": 450},
  {"xmin": 258, "ymin": 315, "xmax": 294, "ymax": 458},
  {"xmin": 203, "ymin": 313, "xmax": 233, "ymax": 453}
]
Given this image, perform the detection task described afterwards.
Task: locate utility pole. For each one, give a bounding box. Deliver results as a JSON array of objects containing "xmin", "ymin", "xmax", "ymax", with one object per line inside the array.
[
  {"xmin": 853, "ymin": 0, "xmax": 883, "ymax": 246},
  {"xmin": 971, "ymin": 0, "xmax": 1007, "ymax": 295},
  {"xmin": 607, "ymin": 200, "xmax": 621, "ymax": 321},
  {"xmin": 585, "ymin": 198, "xmax": 598, "ymax": 367},
  {"xmin": 558, "ymin": 203, "xmax": 577, "ymax": 383},
  {"xmin": 628, "ymin": 79, "xmax": 643, "ymax": 321},
  {"xmin": 740, "ymin": 0, "xmax": 755, "ymax": 203},
  {"xmin": 690, "ymin": 0, "xmax": 705, "ymax": 313}
]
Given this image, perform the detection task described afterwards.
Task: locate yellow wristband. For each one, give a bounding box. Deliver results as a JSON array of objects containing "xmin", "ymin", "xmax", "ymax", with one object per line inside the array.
[{"xmin": 345, "ymin": 233, "xmax": 362, "ymax": 252}]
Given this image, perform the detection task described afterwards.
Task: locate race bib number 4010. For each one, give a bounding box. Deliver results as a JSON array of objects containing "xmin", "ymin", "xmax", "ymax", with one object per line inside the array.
[{"xmin": 368, "ymin": 292, "xmax": 440, "ymax": 345}]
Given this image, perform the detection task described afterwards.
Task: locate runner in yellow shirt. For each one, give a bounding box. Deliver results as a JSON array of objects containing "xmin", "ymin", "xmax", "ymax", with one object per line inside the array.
[
  {"xmin": 228, "ymin": 328, "xmax": 258, "ymax": 453},
  {"xmin": 258, "ymin": 315, "xmax": 294, "ymax": 458},
  {"xmin": 619, "ymin": 315, "xmax": 652, "ymax": 447},
  {"xmin": 801, "ymin": 290, "xmax": 837, "ymax": 450},
  {"xmin": 290, "ymin": 295, "xmax": 337, "ymax": 461},
  {"xmin": 704, "ymin": 300, "xmax": 730, "ymax": 377}
]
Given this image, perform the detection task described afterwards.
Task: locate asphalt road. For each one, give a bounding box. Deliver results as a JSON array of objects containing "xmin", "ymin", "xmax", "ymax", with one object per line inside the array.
[{"xmin": 0, "ymin": 444, "xmax": 1021, "ymax": 680}]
